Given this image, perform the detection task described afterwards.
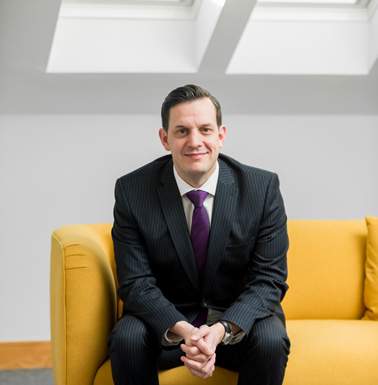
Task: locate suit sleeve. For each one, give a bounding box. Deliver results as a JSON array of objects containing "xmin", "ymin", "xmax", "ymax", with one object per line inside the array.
[
  {"xmin": 220, "ymin": 173, "xmax": 289, "ymax": 335},
  {"xmin": 112, "ymin": 178, "xmax": 187, "ymax": 342}
]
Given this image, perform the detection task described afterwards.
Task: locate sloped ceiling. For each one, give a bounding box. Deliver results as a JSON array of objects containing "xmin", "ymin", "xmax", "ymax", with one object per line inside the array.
[{"xmin": 1, "ymin": 0, "xmax": 378, "ymax": 114}]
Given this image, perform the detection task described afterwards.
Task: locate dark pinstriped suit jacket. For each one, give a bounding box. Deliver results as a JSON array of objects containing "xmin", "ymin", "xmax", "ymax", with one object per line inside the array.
[{"xmin": 112, "ymin": 153, "xmax": 289, "ymax": 345}]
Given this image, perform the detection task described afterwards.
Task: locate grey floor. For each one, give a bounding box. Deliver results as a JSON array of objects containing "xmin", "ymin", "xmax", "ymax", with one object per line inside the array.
[{"xmin": 0, "ymin": 368, "xmax": 54, "ymax": 385}]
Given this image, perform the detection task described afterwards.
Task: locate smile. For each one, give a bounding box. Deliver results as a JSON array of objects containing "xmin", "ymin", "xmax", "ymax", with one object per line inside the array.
[{"xmin": 185, "ymin": 153, "xmax": 207, "ymax": 159}]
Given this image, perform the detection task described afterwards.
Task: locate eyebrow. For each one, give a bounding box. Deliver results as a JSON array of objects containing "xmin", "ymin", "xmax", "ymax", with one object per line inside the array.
[{"xmin": 174, "ymin": 123, "xmax": 214, "ymax": 129}]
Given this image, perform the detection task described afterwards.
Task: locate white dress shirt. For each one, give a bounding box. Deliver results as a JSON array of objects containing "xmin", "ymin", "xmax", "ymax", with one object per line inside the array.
[{"xmin": 173, "ymin": 162, "xmax": 218, "ymax": 231}]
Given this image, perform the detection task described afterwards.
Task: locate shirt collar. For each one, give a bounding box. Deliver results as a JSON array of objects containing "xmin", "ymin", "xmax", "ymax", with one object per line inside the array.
[{"xmin": 173, "ymin": 162, "xmax": 219, "ymax": 197}]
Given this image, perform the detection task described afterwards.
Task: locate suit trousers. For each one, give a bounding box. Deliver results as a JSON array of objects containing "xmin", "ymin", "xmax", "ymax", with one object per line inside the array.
[{"xmin": 108, "ymin": 314, "xmax": 290, "ymax": 385}]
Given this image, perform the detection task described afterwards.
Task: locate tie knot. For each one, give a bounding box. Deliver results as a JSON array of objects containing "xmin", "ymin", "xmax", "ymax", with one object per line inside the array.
[{"xmin": 186, "ymin": 190, "xmax": 208, "ymax": 208}]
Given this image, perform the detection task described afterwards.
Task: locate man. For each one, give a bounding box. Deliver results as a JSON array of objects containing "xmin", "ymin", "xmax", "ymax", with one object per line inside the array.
[{"xmin": 108, "ymin": 85, "xmax": 290, "ymax": 385}]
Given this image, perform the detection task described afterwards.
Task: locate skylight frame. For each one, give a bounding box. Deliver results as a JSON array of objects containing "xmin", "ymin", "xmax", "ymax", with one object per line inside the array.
[
  {"xmin": 63, "ymin": 0, "xmax": 195, "ymax": 5},
  {"xmin": 60, "ymin": 0, "xmax": 200, "ymax": 19},
  {"xmin": 257, "ymin": 0, "xmax": 371, "ymax": 8}
]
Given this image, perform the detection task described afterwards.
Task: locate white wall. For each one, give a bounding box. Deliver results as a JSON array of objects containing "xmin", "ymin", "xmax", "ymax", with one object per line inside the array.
[
  {"xmin": 224, "ymin": 115, "xmax": 378, "ymax": 219},
  {"xmin": 0, "ymin": 114, "xmax": 377, "ymax": 342}
]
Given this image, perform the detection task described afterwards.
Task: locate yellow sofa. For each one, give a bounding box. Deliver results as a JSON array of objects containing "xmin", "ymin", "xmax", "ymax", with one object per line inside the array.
[{"xmin": 50, "ymin": 218, "xmax": 378, "ymax": 385}]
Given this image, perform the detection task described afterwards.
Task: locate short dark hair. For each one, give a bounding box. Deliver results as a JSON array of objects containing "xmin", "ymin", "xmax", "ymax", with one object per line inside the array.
[{"xmin": 161, "ymin": 84, "xmax": 222, "ymax": 131}]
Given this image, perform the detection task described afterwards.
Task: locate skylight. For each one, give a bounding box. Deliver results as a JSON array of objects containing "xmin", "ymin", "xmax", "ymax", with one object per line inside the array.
[{"xmin": 48, "ymin": 0, "xmax": 378, "ymax": 74}]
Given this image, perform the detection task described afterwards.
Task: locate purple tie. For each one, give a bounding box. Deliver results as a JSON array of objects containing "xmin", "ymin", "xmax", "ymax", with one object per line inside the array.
[{"xmin": 186, "ymin": 190, "xmax": 210, "ymax": 327}]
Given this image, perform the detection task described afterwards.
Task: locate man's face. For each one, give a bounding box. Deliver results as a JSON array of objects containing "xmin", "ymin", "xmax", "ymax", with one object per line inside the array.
[{"xmin": 159, "ymin": 97, "xmax": 226, "ymax": 188}]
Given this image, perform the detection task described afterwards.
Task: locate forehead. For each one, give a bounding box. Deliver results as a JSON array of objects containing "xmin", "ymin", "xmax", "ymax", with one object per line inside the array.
[{"xmin": 169, "ymin": 98, "xmax": 217, "ymax": 126}]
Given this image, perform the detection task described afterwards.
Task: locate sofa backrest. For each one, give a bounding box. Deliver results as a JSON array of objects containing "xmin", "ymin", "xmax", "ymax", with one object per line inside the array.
[
  {"xmin": 282, "ymin": 220, "xmax": 367, "ymax": 320},
  {"xmin": 107, "ymin": 220, "xmax": 368, "ymax": 321}
]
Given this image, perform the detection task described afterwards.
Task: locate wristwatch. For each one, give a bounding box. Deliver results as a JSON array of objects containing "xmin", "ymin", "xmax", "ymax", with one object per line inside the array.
[{"xmin": 218, "ymin": 320, "xmax": 233, "ymax": 345}]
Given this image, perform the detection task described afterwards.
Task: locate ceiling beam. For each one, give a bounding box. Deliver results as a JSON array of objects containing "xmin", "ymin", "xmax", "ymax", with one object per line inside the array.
[{"xmin": 198, "ymin": 0, "xmax": 257, "ymax": 74}]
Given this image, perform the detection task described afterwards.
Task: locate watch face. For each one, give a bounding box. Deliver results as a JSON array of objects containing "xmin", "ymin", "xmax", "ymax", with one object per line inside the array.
[
  {"xmin": 223, "ymin": 332, "xmax": 233, "ymax": 345},
  {"xmin": 219, "ymin": 321, "xmax": 232, "ymax": 344}
]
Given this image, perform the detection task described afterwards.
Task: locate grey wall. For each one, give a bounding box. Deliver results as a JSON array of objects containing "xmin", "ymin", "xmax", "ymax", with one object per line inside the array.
[{"xmin": 0, "ymin": 114, "xmax": 377, "ymax": 341}]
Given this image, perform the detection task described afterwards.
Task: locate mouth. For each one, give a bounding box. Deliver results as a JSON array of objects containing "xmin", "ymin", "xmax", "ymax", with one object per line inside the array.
[{"xmin": 185, "ymin": 152, "xmax": 207, "ymax": 160}]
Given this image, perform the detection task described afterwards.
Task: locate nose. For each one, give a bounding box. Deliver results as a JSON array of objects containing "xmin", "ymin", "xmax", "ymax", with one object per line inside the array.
[{"xmin": 187, "ymin": 129, "xmax": 201, "ymax": 148}]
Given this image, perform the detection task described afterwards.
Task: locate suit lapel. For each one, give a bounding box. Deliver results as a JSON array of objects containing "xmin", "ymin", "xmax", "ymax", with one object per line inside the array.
[
  {"xmin": 158, "ymin": 160, "xmax": 201, "ymax": 293},
  {"xmin": 204, "ymin": 159, "xmax": 238, "ymax": 291}
]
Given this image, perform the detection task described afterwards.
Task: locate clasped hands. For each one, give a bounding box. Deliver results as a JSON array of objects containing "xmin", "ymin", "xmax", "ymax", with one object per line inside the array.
[{"xmin": 167, "ymin": 321, "xmax": 225, "ymax": 379}]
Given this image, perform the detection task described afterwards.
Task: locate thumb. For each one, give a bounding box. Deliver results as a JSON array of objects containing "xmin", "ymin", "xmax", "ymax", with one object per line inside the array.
[{"xmin": 191, "ymin": 325, "xmax": 208, "ymax": 341}]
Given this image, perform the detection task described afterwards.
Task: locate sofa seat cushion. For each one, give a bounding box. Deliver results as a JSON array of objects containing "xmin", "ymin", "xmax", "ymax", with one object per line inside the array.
[
  {"xmin": 284, "ymin": 320, "xmax": 378, "ymax": 385},
  {"xmin": 93, "ymin": 320, "xmax": 378, "ymax": 385},
  {"xmin": 94, "ymin": 357, "xmax": 238, "ymax": 385}
]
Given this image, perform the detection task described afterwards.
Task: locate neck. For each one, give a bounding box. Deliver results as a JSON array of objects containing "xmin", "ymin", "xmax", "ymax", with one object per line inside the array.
[
  {"xmin": 180, "ymin": 174, "xmax": 208, "ymax": 189},
  {"xmin": 174, "ymin": 167, "xmax": 215, "ymax": 189}
]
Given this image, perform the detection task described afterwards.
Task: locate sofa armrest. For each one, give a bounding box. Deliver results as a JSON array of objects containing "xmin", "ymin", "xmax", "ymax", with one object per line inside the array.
[{"xmin": 50, "ymin": 224, "xmax": 117, "ymax": 385}]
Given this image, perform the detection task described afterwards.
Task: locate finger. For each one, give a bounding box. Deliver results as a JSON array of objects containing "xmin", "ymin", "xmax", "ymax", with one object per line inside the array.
[
  {"xmin": 180, "ymin": 343, "xmax": 202, "ymax": 356},
  {"xmin": 181, "ymin": 355, "xmax": 203, "ymax": 374},
  {"xmin": 193, "ymin": 337, "xmax": 215, "ymax": 356},
  {"xmin": 202, "ymin": 353, "xmax": 216, "ymax": 373},
  {"xmin": 190, "ymin": 325, "xmax": 209, "ymax": 342},
  {"xmin": 194, "ymin": 354, "xmax": 216, "ymax": 378},
  {"xmin": 181, "ymin": 351, "xmax": 215, "ymax": 369},
  {"xmin": 181, "ymin": 354, "xmax": 215, "ymax": 379},
  {"xmin": 183, "ymin": 363, "xmax": 205, "ymax": 378},
  {"xmin": 184, "ymin": 353, "xmax": 211, "ymax": 365},
  {"xmin": 186, "ymin": 365, "xmax": 212, "ymax": 379},
  {"xmin": 184, "ymin": 352, "xmax": 210, "ymax": 362},
  {"xmin": 181, "ymin": 346, "xmax": 211, "ymax": 365}
]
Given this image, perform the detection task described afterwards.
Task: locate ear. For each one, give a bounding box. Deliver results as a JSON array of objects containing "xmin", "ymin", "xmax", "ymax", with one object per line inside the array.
[
  {"xmin": 218, "ymin": 125, "xmax": 226, "ymax": 148},
  {"xmin": 159, "ymin": 128, "xmax": 170, "ymax": 151}
]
